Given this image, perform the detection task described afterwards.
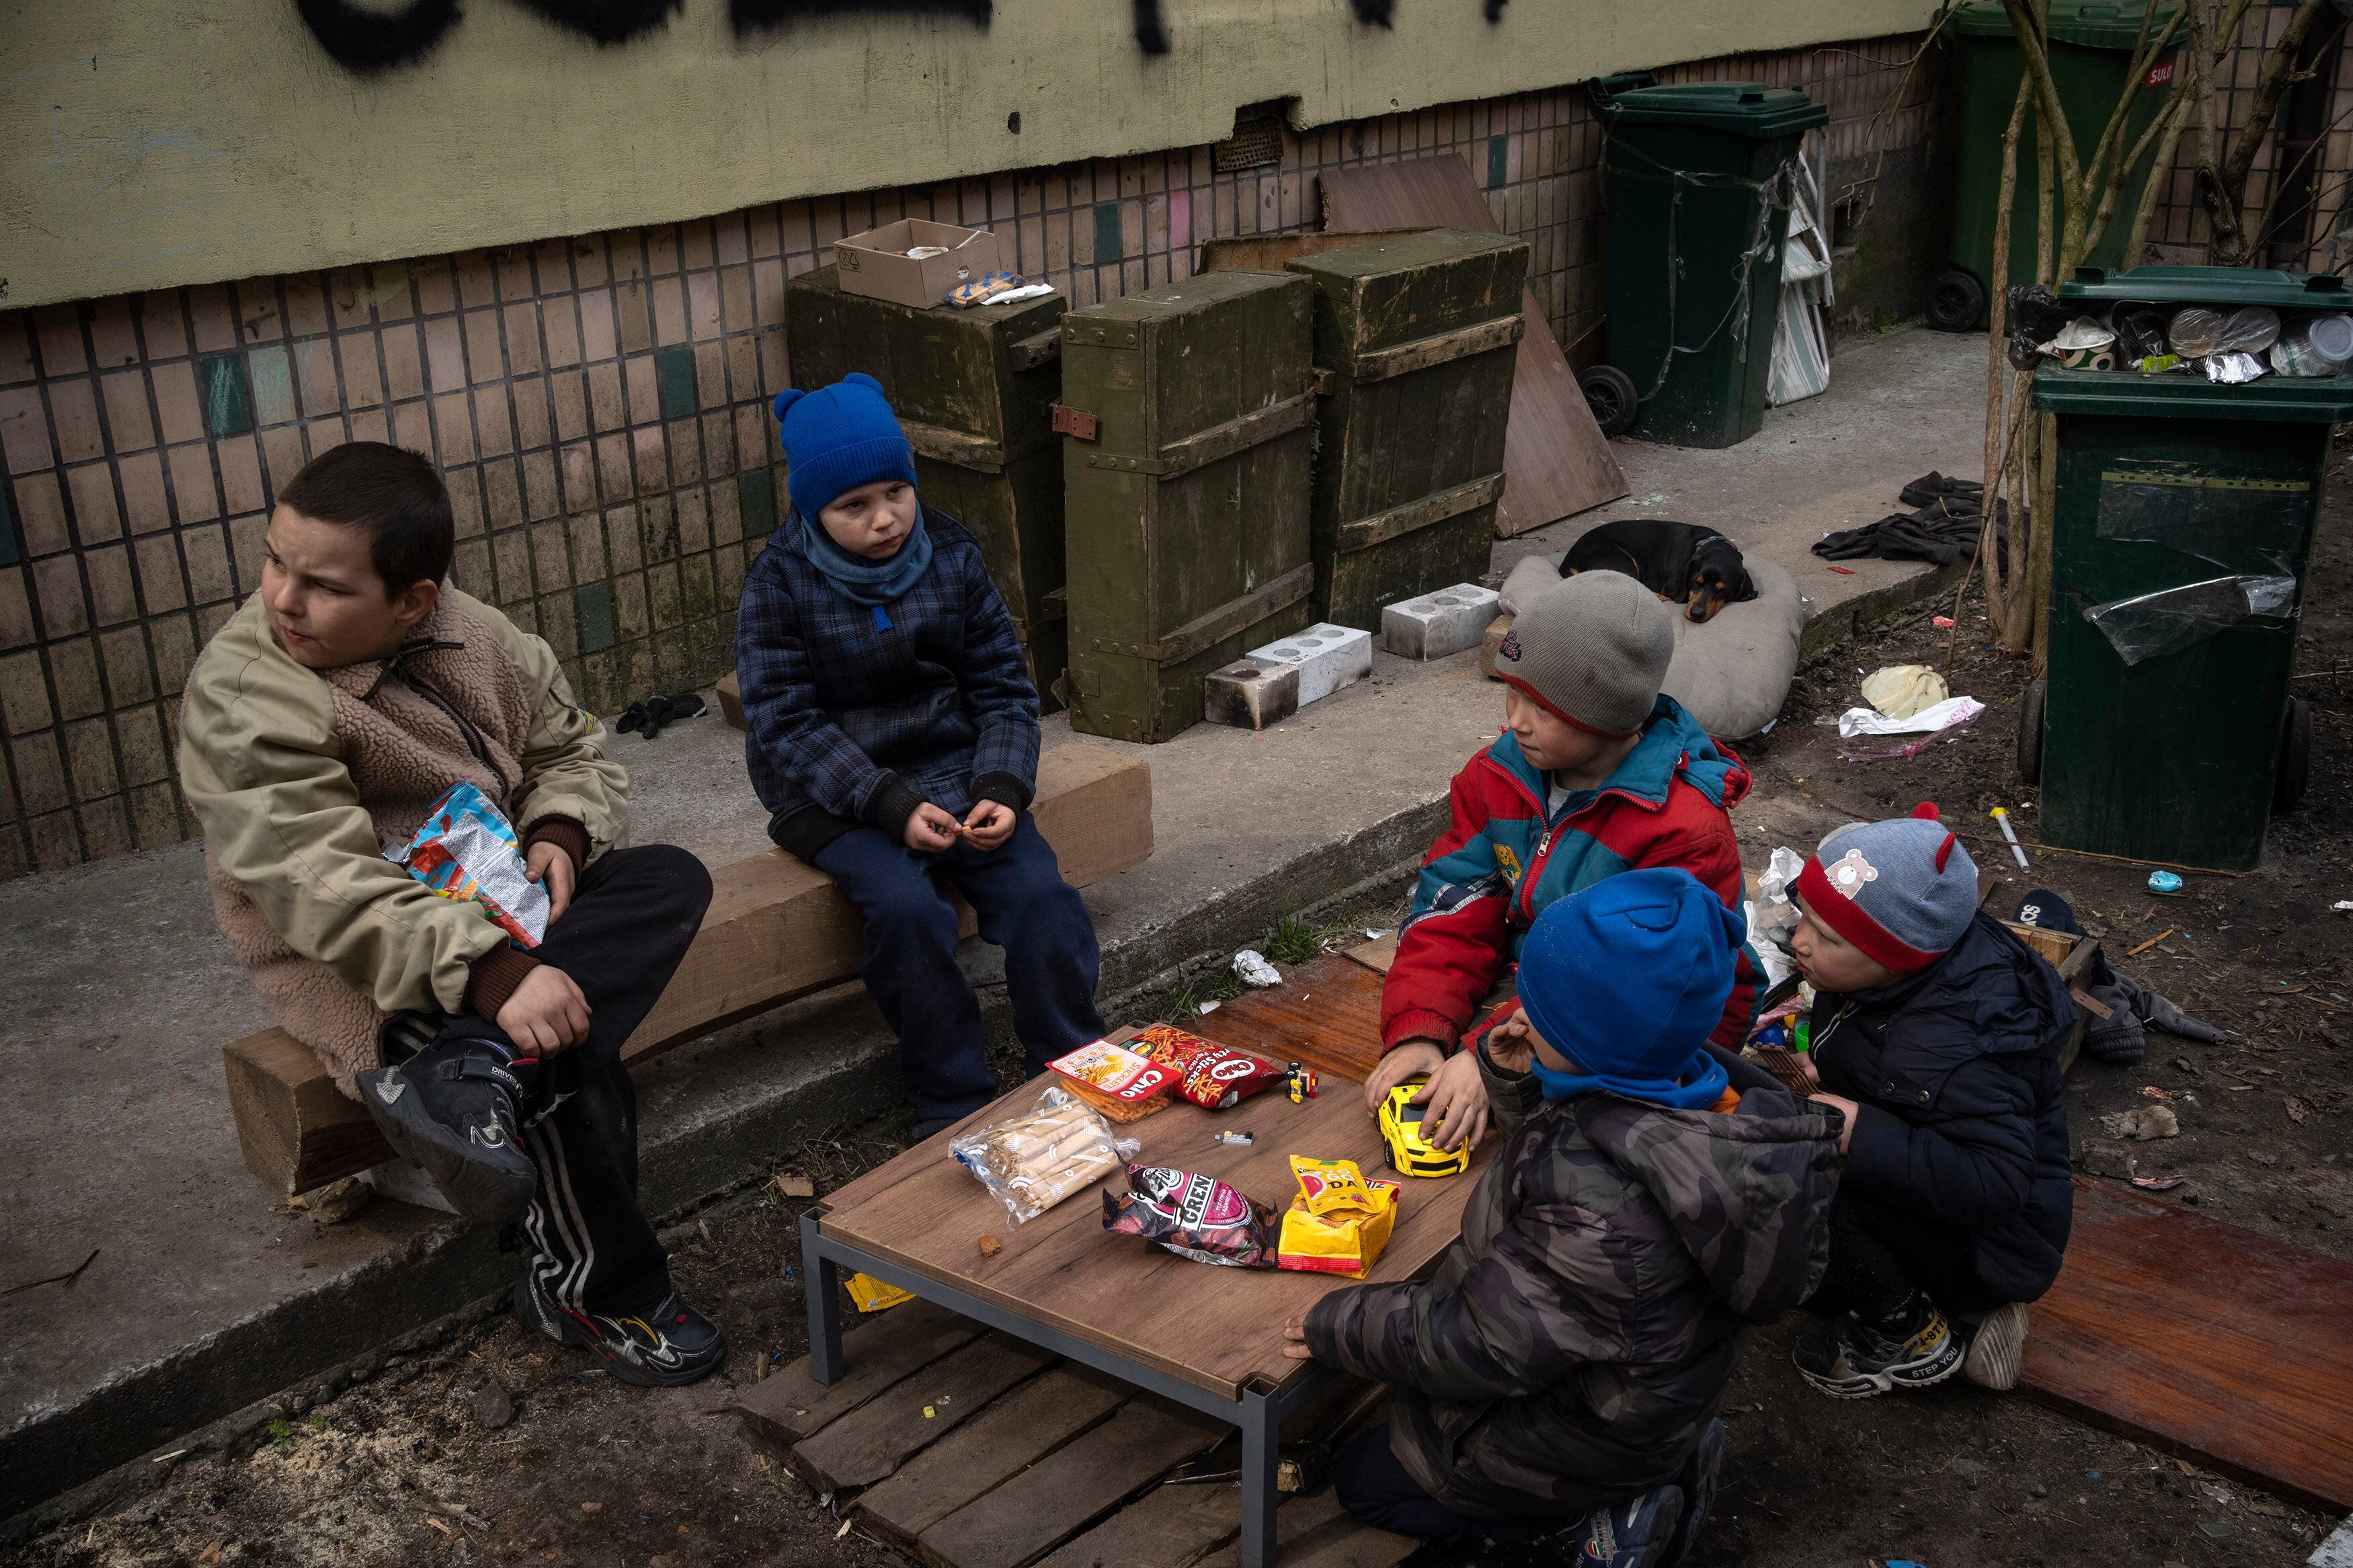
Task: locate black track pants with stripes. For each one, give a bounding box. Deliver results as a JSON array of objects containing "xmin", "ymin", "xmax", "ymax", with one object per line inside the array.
[{"xmin": 432, "ymin": 843, "xmax": 713, "ymax": 1319}]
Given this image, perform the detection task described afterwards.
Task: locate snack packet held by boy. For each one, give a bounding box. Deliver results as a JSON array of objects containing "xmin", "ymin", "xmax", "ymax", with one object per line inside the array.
[
  {"xmin": 1103, "ymin": 1165, "xmax": 1279, "ymax": 1268},
  {"xmin": 385, "ymin": 782, "xmax": 550, "ymax": 946},
  {"xmin": 1134, "ymin": 1024, "xmax": 1287, "ymax": 1110}
]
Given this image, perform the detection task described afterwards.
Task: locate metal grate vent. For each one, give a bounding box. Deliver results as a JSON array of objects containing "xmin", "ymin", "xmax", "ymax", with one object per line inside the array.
[{"xmin": 1213, "ymin": 113, "xmax": 1286, "ymax": 173}]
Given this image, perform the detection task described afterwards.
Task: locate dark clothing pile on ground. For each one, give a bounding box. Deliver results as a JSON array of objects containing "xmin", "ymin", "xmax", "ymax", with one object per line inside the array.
[{"xmin": 1813, "ymin": 471, "xmax": 2009, "ymax": 567}]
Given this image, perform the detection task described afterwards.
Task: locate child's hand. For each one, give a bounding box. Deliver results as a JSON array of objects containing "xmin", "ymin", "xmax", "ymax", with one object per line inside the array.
[
  {"xmin": 904, "ymin": 802, "xmax": 963, "ymax": 854},
  {"xmin": 1281, "ymin": 1313, "xmax": 1316, "ymax": 1362},
  {"xmin": 1364, "ymin": 1040, "xmax": 1445, "ymax": 1114},
  {"xmin": 499, "ymin": 964, "xmax": 592, "ymax": 1055},
  {"xmin": 1418, "ymin": 1048, "xmax": 1490, "ymax": 1152},
  {"xmin": 524, "ymin": 840, "xmax": 575, "ymax": 924},
  {"xmin": 1807, "ymin": 1092, "xmax": 1859, "ymax": 1155},
  {"xmin": 1796, "ymin": 1053, "xmax": 1821, "ymax": 1089},
  {"xmin": 963, "ymin": 800, "xmax": 1016, "ymax": 850},
  {"xmin": 1482, "ymin": 1009, "xmax": 1536, "ymax": 1075}
]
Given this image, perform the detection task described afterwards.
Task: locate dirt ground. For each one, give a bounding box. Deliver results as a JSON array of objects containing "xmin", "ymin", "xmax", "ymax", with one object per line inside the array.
[{"xmin": 10, "ymin": 478, "xmax": 2351, "ymax": 1568}]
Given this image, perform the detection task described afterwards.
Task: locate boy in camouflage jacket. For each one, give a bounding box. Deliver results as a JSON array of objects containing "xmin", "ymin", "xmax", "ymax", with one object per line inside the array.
[{"xmin": 1290, "ymin": 870, "xmax": 1843, "ymax": 1565}]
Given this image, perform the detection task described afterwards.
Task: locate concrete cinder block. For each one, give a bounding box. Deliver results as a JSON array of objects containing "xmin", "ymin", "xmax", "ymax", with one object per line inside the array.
[
  {"xmin": 1382, "ymin": 583, "xmax": 1503, "ymax": 661},
  {"xmin": 1247, "ymin": 623, "xmax": 1372, "ymax": 707},
  {"xmin": 1203, "ymin": 657, "xmax": 1300, "ymax": 730}
]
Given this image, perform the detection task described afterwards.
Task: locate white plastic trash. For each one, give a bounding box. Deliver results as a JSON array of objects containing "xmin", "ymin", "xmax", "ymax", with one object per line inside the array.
[{"xmin": 1232, "ymin": 950, "xmax": 1282, "ymax": 987}]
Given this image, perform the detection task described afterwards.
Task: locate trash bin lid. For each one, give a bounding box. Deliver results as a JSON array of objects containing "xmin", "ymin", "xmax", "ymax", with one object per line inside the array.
[
  {"xmin": 2059, "ymin": 264, "xmax": 2353, "ymax": 310},
  {"xmin": 1953, "ymin": 1, "xmax": 2180, "ymax": 48},
  {"xmin": 1590, "ymin": 81, "xmax": 1828, "ymax": 138}
]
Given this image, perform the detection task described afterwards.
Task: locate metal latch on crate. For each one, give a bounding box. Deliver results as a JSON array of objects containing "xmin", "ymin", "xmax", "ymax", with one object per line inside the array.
[{"xmin": 1051, "ymin": 405, "xmax": 1100, "ymax": 441}]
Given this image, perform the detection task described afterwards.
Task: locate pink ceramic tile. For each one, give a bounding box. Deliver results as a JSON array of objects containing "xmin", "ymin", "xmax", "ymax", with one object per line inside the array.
[
  {"xmin": 454, "ymin": 250, "xmax": 497, "ymax": 311},
  {"xmin": 0, "ymin": 386, "xmax": 53, "ymax": 473},
  {"xmin": 87, "ymin": 300, "xmax": 141, "ymax": 366},
  {"xmin": 381, "ymin": 323, "xmax": 426, "ymax": 403},
  {"xmin": 340, "ymin": 334, "xmax": 385, "ymax": 411},
  {"xmin": 186, "ymin": 285, "xmax": 238, "ymax": 354},
  {"xmin": 647, "ymin": 226, "xmax": 681, "ymax": 276},
  {"xmin": 495, "ymin": 248, "xmax": 535, "ymax": 302},
  {"xmin": 151, "ymin": 361, "xmax": 203, "ymax": 446},
  {"xmin": 651, "ymin": 278, "xmax": 688, "ymax": 347},
  {"xmin": 541, "ymin": 298, "xmax": 582, "ymax": 370},
  {"xmin": 749, "ymin": 206, "xmax": 781, "ymax": 259},
  {"xmin": 0, "ymin": 314, "xmax": 31, "ymax": 384},
  {"xmin": 413, "ymin": 257, "xmax": 458, "ymax": 317},
  {"xmin": 551, "ymin": 371, "xmax": 589, "ymax": 443},
  {"xmin": 392, "ymin": 399, "xmax": 434, "ymax": 456},
  {"xmin": 714, "ymin": 212, "xmax": 750, "ymax": 267},
  {"xmin": 283, "ymin": 276, "xmax": 330, "ymax": 339},
  {"xmin": 118, "ymin": 451, "xmax": 169, "ymax": 534},
  {"xmin": 48, "ymin": 380, "xmax": 106, "ymax": 464},
  {"xmin": 504, "ymin": 303, "xmax": 544, "ymax": 376},
  {"xmin": 687, "ymin": 272, "xmax": 721, "ymax": 340},
  {"xmin": 473, "ymin": 388, "xmax": 516, "ymax": 459},
  {"xmin": 63, "ymin": 463, "xmax": 121, "ymax": 544},
  {"xmin": 513, "ymin": 377, "xmax": 552, "ymax": 451},
  {"xmin": 328, "ymin": 267, "xmax": 374, "ymax": 330},
  {"xmin": 463, "ymin": 310, "xmax": 505, "ymax": 385},
  {"xmin": 217, "ymin": 435, "xmax": 266, "ymax": 515},
  {"xmin": 423, "ymin": 317, "xmax": 467, "ymax": 393},
  {"xmin": 139, "ymin": 293, "xmax": 191, "ymax": 361},
  {"xmin": 719, "ymin": 266, "xmax": 752, "ymax": 335},
  {"xmin": 372, "ymin": 261, "xmax": 417, "ymax": 321},
  {"xmin": 348, "ymin": 407, "xmax": 389, "ymax": 444},
  {"xmin": 168, "ymin": 444, "xmax": 223, "ymax": 522},
  {"xmin": 294, "ymin": 340, "xmax": 342, "ymax": 417},
  {"xmin": 12, "ymin": 473, "xmax": 68, "ymax": 553},
  {"xmin": 580, "ymin": 290, "xmax": 618, "ymax": 362},
  {"xmin": 433, "ymin": 393, "xmax": 477, "ymax": 465},
  {"xmin": 235, "ymin": 279, "xmax": 283, "ymax": 343},
  {"xmin": 34, "ymin": 306, "xmax": 88, "ymax": 376},
  {"xmin": 680, "ymin": 220, "xmax": 716, "ymax": 273}
]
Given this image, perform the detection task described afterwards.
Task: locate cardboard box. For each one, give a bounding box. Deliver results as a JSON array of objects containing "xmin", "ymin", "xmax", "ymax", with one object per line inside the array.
[{"xmin": 834, "ymin": 218, "xmax": 1002, "ymax": 310}]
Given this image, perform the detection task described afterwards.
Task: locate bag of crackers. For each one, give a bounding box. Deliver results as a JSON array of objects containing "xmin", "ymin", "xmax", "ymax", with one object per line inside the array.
[
  {"xmin": 1043, "ymin": 1038, "xmax": 1179, "ymax": 1122},
  {"xmin": 1277, "ymin": 1156, "xmax": 1400, "ymax": 1279},
  {"xmin": 1132, "ymin": 1024, "xmax": 1293, "ymax": 1110},
  {"xmin": 951, "ymin": 1085, "xmax": 1139, "ymax": 1224}
]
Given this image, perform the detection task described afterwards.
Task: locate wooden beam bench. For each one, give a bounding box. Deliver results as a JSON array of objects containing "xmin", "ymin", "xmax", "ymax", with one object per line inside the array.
[{"xmin": 223, "ymin": 745, "xmax": 1153, "ymax": 1196}]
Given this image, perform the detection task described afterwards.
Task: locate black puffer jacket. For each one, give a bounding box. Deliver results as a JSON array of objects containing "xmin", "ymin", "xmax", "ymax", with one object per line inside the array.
[{"xmin": 1808, "ymin": 911, "xmax": 2077, "ymax": 1302}]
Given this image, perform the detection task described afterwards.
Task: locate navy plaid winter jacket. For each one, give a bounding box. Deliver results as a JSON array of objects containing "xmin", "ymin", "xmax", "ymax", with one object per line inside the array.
[{"xmin": 735, "ymin": 506, "xmax": 1041, "ymax": 860}]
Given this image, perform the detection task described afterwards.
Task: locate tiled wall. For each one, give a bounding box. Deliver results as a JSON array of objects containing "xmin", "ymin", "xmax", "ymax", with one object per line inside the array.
[{"xmin": 0, "ymin": 34, "xmax": 1934, "ymax": 881}]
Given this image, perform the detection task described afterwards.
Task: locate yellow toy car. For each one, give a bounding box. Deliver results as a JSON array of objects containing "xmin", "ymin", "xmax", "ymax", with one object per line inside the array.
[{"xmin": 1378, "ymin": 1078, "xmax": 1473, "ymax": 1178}]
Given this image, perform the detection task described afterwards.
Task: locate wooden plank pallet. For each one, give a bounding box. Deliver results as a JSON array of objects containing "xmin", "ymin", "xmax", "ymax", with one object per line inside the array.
[{"xmin": 734, "ymin": 1300, "xmax": 1417, "ymax": 1568}]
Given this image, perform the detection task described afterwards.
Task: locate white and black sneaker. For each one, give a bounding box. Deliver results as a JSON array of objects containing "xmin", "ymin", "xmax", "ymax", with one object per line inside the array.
[
  {"xmin": 1794, "ymin": 1305, "xmax": 1965, "ymax": 1399},
  {"xmin": 356, "ymin": 1036, "xmax": 538, "ymax": 1225},
  {"xmin": 516, "ymin": 1268, "xmax": 727, "ymax": 1389}
]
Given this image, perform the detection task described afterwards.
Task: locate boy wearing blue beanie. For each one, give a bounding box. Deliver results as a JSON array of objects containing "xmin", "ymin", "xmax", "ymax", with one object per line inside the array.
[
  {"xmin": 1285, "ymin": 869, "xmax": 1843, "ymax": 1567},
  {"xmin": 735, "ymin": 374, "xmax": 1105, "ymax": 1136},
  {"xmin": 1786, "ymin": 806, "xmax": 2075, "ymax": 1398}
]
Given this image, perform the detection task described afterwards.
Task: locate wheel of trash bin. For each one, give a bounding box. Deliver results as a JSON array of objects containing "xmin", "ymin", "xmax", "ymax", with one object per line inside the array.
[
  {"xmin": 2017, "ymin": 677, "xmax": 2045, "ymax": 786},
  {"xmin": 1927, "ymin": 270, "xmax": 1987, "ymax": 334},
  {"xmin": 2275, "ymin": 695, "xmax": 2312, "ymax": 812},
  {"xmin": 1579, "ymin": 364, "xmax": 1640, "ymax": 438}
]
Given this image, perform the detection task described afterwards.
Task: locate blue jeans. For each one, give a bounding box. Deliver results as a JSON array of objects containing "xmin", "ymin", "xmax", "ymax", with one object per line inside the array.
[
  {"xmin": 1332, "ymin": 1426, "xmax": 1586, "ymax": 1544},
  {"xmin": 813, "ymin": 813, "xmax": 1105, "ymax": 1122}
]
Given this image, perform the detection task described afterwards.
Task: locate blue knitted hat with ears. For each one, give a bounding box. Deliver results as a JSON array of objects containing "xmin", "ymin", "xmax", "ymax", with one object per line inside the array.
[{"xmin": 772, "ymin": 372, "xmax": 918, "ymax": 520}]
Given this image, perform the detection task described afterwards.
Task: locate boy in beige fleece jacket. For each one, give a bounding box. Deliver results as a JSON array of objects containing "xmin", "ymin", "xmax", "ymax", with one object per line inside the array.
[{"xmin": 179, "ymin": 442, "xmax": 724, "ymax": 1388}]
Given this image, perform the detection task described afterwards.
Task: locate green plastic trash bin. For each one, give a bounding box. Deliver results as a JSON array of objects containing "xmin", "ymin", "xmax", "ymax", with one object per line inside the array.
[
  {"xmin": 1931, "ymin": 1, "xmax": 2180, "ymax": 332},
  {"xmin": 1590, "ymin": 75, "xmax": 1827, "ymax": 448},
  {"xmin": 2025, "ymin": 265, "xmax": 2350, "ymax": 870}
]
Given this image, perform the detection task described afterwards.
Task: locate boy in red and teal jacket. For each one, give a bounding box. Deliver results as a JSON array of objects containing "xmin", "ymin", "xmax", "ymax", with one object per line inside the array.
[{"xmin": 1365, "ymin": 570, "xmax": 1757, "ymax": 1147}]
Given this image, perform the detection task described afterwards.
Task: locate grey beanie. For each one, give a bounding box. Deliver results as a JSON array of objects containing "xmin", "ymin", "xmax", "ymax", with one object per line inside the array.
[
  {"xmin": 1796, "ymin": 806, "xmax": 1979, "ymax": 972},
  {"xmin": 1493, "ymin": 570, "xmax": 1675, "ymax": 736}
]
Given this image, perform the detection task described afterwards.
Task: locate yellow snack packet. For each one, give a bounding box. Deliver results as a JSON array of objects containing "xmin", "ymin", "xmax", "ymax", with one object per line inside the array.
[
  {"xmin": 1277, "ymin": 1180, "xmax": 1399, "ymax": 1278},
  {"xmin": 1289, "ymin": 1155, "xmax": 1375, "ymax": 1215},
  {"xmin": 846, "ymin": 1272, "xmax": 915, "ymax": 1313}
]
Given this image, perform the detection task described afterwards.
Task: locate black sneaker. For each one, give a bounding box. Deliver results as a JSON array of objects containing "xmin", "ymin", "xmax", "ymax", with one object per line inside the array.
[
  {"xmin": 1794, "ymin": 1307, "xmax": 1964, "ymax": 1399},
  {"xmin": 516, "ymin": 1268, "xmax": 727, "ymax": 1388},
  {"xmin": 355, "ymin": 1037, "xmax": 537, "ymax": 1225},
  {"xmin": 1579, "ymin": 1479, "xmax": 1685, "ymax": 1567}
]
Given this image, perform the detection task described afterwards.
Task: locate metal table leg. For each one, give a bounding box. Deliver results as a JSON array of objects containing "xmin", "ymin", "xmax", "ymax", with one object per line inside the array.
[
  {"xmin": 801, "ymin": 1208, "xmax": 844, "ymax": 1384},
  {"xmin": 1238, "ymin": 1380, "xmax": 1281, "ymax": 1568}
]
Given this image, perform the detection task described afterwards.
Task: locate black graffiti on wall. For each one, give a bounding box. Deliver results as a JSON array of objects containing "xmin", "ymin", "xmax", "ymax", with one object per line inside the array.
[{"xmin": 294, "ymin": 0, "xmax": 1471, "ymax": 71}]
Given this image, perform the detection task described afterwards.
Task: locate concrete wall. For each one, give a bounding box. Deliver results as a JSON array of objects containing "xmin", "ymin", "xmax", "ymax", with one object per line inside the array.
[
  {"xmin": 0, "ymin": 35, "xmax": 1938, "ymax": 880},
  {"xmin": 0, "ymin": 0, "xmax": 1943, "ymax": 311}
]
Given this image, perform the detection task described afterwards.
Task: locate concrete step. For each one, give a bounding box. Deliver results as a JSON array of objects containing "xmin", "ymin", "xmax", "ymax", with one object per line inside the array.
[{"xmin": 0, "ymin": 323, "xmax": 1980, "ymax": 1523}]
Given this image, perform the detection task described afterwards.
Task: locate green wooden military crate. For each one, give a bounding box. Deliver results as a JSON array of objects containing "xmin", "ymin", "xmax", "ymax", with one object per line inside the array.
[
  {"xmin": 784, "ymin": 266, "xmax": 1070, "ymax": 704},
  {"xmin": 1285, "ymin": 229, "xmax": 1527, "ymax": 630},
  {"xmin": 1060, "ymin": 272, "xmax": 1318, "ymax": 743}
]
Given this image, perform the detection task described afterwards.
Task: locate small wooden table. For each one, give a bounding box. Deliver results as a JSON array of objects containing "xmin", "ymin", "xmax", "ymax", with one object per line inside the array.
[{"xmin": 801, "ymin": 958, "xmax": 1480, "ymax": 1568}]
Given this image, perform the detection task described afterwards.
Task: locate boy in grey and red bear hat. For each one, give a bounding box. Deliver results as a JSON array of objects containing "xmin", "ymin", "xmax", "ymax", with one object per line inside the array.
[{"xmin": 1786, "ymin": 804, "xmax": 2076, "ymax": 1399}]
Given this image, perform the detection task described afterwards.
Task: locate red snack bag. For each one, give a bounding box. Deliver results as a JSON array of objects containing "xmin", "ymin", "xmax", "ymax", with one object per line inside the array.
[
  {"xmin": 1133, "ymin": 1024, "xmax": 1287, "ymax": 1110},
  {"xmin": 1102, "ymin": 1164, "xmax": 1279, "ymax": 1268}
]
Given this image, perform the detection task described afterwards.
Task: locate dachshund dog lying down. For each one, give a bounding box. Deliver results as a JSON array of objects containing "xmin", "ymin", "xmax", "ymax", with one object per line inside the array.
[{"xmin": 1563, "ymin": 519, "xmax": 1759, "ymax": 623}]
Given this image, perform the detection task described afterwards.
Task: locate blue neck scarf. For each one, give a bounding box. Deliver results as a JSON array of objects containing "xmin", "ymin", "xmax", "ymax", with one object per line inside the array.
[
  {"xmin": 1527, "ymin": 1046, "xmax": 1731, "ymax": 1110},
  {"xmin": 791, "ymin": 509, "xmax": 933, "ymax": 608}
]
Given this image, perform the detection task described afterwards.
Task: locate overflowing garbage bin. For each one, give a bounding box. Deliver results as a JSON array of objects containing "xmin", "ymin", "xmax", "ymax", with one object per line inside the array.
[
  {"xmin": 1587, "ymin": 74, "xmax": 1827, "ymax": 448},
  {"xmin": 2024, "ymin": 265, "xmax": 2348, "ymax": 870},
  {"xmin": 1931, "ymin": 1, "xmax": 2180, "ymax": 332}
]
